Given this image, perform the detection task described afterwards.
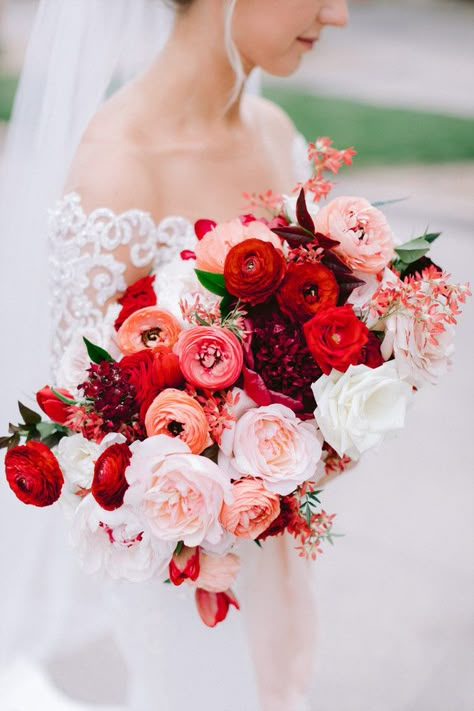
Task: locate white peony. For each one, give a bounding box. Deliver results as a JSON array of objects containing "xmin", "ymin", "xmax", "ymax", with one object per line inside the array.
[
  {"xmin": 381, "ymin": 311, "xmax": 455, "ymax": 388},
  {"xmin": 70, "ymin": 494, "xmax": 173, "ymax": 583},
  {"xmin": 312, "ymin": 362, "xmax": 412, "ymax": 460},
  {"xmin": 218, "ymin": 404, "xmax": 323, "ymax": 496},
  {"xmin": 153, "ymin": 256, "xmax": 219, "ymax": 325},
  {"xmin": 56, "ymin": 432, "xmax": 126, "ymax": 516}
]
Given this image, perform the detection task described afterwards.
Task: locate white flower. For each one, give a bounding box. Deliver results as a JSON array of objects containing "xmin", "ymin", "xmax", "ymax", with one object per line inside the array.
[
  {"xmin": 348, "ymin": 267, "xmax": 400, "ymax": 328},
  {"xmin": 312, "ymin": 362, "xmax": 412, "ymax": 460},
  {"xmin": 70, "ymin": 494, "xmax": 173, "ymax": 583},
  {"xmin": 381, "ymin": 311, "xmax": 455, "ymax": 387},
  {"xmin": 218, "ymin": 404, "xmax": 323, "ymax": 496},
  {"xmin": 153, "ymin": 256, "xmax": 218, "ymax": 325},
  {"xmin": 282, "ymin": 194, "xmax": 320, "ymax": 225},
  {"xmin": 56, "ymin": 432, "xmax": 126, "ymax": 515}
]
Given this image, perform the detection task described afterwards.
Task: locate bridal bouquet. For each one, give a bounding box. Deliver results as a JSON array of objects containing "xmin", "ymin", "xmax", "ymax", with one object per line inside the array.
[{"xmin": 2, "ymin": 138, "xmax": 469, "ymax": 627}]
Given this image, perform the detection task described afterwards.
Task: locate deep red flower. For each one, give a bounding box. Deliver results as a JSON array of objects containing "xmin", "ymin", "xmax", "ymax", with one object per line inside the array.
[
  {"xmin": 224, "ymin": 238, "xmax": 287, "ymax": 306},
  {"xmin": 36, "ymin": 385, "xmax": 74, "ymax": 425},
  {"xmin": 257, "ymin": 495, "xmax": 300, "ymax": 541},
  {"xmin": 169, "ymin": 546, "xmax": 201, "ymax": 586},
  {"xmin": 195, "ymin": 588, "xmax": 240, "ymax": 627},
  {"xmin": 5, "ymin": 441, "xmax": 64, "ymax": 507},
  {"xmin": 92, "ymin": 443, "xmax": 131, "ymax": 511},
  {"xmin": 276, "ymin": 261, "xmax": 339, "ymax": 322},
  {"xmin": 78, "ymin": 361, "xmax": 138, "ymax": 430},
  {"xmin": 304, "ymin": 304, "xmax": 369, "ymax": 375},
  {"xmin": 114, "ymin": 276, "xmax": 157, "ymax": 331},
  {"xmin": 358, "ymin": 331, "xmax": 384, "ymax": 369}
]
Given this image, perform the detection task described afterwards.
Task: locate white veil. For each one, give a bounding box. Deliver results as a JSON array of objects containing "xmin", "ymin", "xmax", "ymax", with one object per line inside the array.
[{"xmin": 0, "ymin": 0, "xmax": 176, "ymax": 667}]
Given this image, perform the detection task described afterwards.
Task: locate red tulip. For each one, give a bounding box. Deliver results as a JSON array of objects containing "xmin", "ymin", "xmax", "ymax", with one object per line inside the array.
[
  {"xmin": 36, "ymin": 385, "xmax": 74, "ymax": 424},
  {"xmin": 169, "ymin": 546, "xmax": 200, "ymax": 586},
  {"xmin": 195, "ymin": 588, "xmax": 240, "ymax": 627}
]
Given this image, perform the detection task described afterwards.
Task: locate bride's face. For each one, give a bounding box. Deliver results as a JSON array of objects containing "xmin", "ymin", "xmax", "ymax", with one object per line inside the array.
[{"xmin": 232, "ymin": 0, "xmax": 349, "ymax": 76}]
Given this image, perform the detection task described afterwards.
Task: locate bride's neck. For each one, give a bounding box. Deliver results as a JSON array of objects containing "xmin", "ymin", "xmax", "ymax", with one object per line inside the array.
[{"xmin": 137, "ymin": 7, "xmax": 250, "ymax": 136}]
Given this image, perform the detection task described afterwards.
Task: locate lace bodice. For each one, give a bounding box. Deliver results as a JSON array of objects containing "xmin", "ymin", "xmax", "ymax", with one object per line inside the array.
[{"xmin": 48, "ymin": 133, "xmax": 311, "ymax": 370}]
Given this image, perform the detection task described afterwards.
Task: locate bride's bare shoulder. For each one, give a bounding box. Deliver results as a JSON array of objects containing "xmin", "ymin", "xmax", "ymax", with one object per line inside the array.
[{"xmin": 244, "ymin": 93, "xmax": 298, "ymax": 144}]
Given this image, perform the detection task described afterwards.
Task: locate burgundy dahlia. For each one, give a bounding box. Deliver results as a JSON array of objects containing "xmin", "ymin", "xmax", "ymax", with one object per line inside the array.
[{"xmin": 78, "ymin": 361, "xmax": 138, "ymax": 431}]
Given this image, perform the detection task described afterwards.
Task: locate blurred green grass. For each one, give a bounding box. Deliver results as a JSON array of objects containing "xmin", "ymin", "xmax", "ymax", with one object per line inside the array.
[{"xmin": 264, "ymin": 85, "xmax": 474, "ymax": 166}]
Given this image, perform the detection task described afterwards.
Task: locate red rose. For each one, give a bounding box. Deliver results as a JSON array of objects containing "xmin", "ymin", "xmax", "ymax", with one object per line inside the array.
[
  {"xmin": 5, "ymin": 441, "xmax": 64, "ymax": 507},
  {"xmin": 358, "ymin": 331, "xmax": 384, "ymax": 369},
  {"xmin": 36, "ymin": 385, "xmax": 74, "ymax": 424},
  {"xmin": 224, "ymin": 238, "xmax": 287, "ymax": 306},
  {"xmin": 91, "ymin": 443, "xmax": 131, "ymax": 511},
  {"xmin": 114, "ymin": 276, "xmax": 157, "ymax": 331},
  {"xmin": 304, "ymin": 304, "xmax": 369, "ymax": 375},
  {"xmin": 276, "ymin": 261, "xmax": 339, "ymax": 322},
  {"xmin": 169, "ymin": 546, "xmax": 201, "ymax": 586},
  {"xmin": 195, "ymin": 588, "xmax": 240, "ymax": 628}
]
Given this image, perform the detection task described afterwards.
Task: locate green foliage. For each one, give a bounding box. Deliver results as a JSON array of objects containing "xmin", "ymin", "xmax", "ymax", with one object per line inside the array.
[
  {"xmin": 83, "ymin": 337, "xmax": 115, "ymax": 364},
  {"xmin": 195, "ymin": 269, "xmax": 228, "ymax": 297}
]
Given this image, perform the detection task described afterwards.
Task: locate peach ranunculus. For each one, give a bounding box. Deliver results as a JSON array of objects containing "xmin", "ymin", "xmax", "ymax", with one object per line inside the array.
[
  {"xmin": 191, "ymin": 553, "xmax": 240, "ymax": 593},
  {"xmin": 313, "ymin": 196, "xmax": 395, "ymax": 274},
  {"xmin": 175, "ymin": 326, "xmax": 243, "ymax": 390},
  {"xmin": 117, "ymin": 307, "xmax": 181, "ymax": 355},
  {"xmin": 125, "ymin": 435, "xmax": 232, "ymax": 548},
  {"xmin": 220, "ymin": 478, "xmax": 281, "ymax": 539},
  {"xmin": 194, "ymin": 218, "xmax": 282, "ymax": 274},
  {"xmin": 218, "ymin": 404, "xmax": 323, "ymax": 496},
  {"xmin": 144, "ymin": 389, "xmax": 209, "ymax": 454}
]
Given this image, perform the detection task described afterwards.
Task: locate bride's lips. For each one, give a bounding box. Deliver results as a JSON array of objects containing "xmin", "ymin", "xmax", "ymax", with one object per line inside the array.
[{"xmin": 297, "ymin": 36, "xmax": 318, "ymax": 49}]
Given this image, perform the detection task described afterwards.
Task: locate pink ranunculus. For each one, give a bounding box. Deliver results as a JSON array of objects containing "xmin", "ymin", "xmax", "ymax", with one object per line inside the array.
[
  {"xmin": 175, "ymin": 326, "xmax": 244, "ymax": 390},
  {"xmin": 218, "ymin": 404, "xmax": 323, "ymax": 496},
  {"xmin": 125, "ymin": 436, "xmax": 232, "ymax": 548},
  {"xmin": 194, "ymin": 218, "xmax": 282, "ymax": 274},
  {"xmin": 220, "ymin": 478, "xmax": 281, "ymax": 539},
  {"xmin": 313, "ymin": 196, "xmax": 395, "ymax": 274},
  {"xmin": 191, "ymin": 552, "xmax": 240, "ymax": 593}
]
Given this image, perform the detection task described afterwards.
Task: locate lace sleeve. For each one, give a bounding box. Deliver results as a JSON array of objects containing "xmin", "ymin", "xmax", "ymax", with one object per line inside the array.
[
  {"xmin": 292, "ymin": 132, "xmax": 312, "ymax": 184},
  {"xmin": 48, "ymin": 192, "xmax": 159, "ymax": 372}
]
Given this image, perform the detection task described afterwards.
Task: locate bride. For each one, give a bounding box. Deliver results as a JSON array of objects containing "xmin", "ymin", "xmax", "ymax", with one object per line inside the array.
[{"xmin": 0, "ymin": 1, "xmax": 348, "ymax": 710}]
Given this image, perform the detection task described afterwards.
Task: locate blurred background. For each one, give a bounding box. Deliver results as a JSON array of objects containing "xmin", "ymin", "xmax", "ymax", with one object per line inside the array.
[{"xmin": 0, "ymin": 1, "xmax": 473, "ymax": 710}]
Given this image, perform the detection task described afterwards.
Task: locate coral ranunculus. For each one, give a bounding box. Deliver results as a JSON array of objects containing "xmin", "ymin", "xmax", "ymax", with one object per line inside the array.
[
  {"xmin": 224, "ymin": 238, "xmax": 286, "ymax": 306},
  {"xmin": 92, "ymin": 442, "xmax": 132, "ymax": 511},
  {"xmin": 36, "ymin": 385, "xmax": 74, "ymax": 425},
  {"xmin": 220, "ymin": 478, "xmax": 281, "ymax": 539},
  {"xmin": 175, "ymin": 326, "xmax": 243, "ymax": 390},
  {"xmin": 5, "ymin": 441, "xmax": 64, "ymax": 507},
  {"xmin": 117, "ymin": 307, "xmax": 181, "ymax": 355},
  {"xmin": 304, "ymin": 305, "xmax": 369, "ymax": 375},
  {"xmin": 144, "ymin": 389, "xmax": 209, "ymax": 454},
  {"xmin": 276, "ymin": 261, "xmax": 339, "ymax": 322},
  {"xmin": 114, "ymin": 276, "xmax": 157, "ymax": 331}
]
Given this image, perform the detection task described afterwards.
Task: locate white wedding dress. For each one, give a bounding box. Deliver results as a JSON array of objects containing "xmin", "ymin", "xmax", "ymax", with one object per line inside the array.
[{"xmin": 44, "ymin": 133, "xmax": 314, "ymax": 711}]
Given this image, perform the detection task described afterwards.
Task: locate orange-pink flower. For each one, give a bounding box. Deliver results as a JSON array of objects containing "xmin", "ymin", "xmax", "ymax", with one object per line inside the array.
[
  {"xmin": 313, "ymin": 196, "xmax": 395, "ymax": 274},
  {"xmin": 195, "ymin": 218, "xmax": 282, "ymax": 274},
  {"xmin": 144, "ymin": 389, "xmax": 209, "ymax": 454},
  {"xmin": 191, "ymin": 553, "xmax": 240, "ymax": 593},
  {"xmin": 220, "ymin": 478, "xmax": 281, "ymax": 539},
  {"xmin": 175, "ymin": 326, "xmax": 243, "ymax": 390},
  {"xmin": 117, "ymin": 307, "xmax": 181, "ymax": 355}
]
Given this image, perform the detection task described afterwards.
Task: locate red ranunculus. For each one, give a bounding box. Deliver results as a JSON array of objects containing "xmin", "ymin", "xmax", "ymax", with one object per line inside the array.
[
  {"xmin": 304, "ymin": 304, "xmax": 369, "ymax": 375},
  {"xmin": 169, "ymin": 546, "xmax": 200, "ymax": 586},
  {"xmin": 276, "ymin": 261, "xmax": 339, "ymax": 322},
  {"xmin": 195, "ymin": 588, "xmax": 240, "ymax": 627},
  {"xmin": 5, "ymin": 441, "xmax": 64, "ymax": 507},
  {"xmin": 224, "ymin": 238, "xmax": 287, "ymax": 306},
  {"xmin": 114, "ymin": 276, "xmax": 157, "ymax": 331},
  {"xmin": 36, "ymin": 385, "xmax": 74, "ymax": 424},
  {"xmin": 358, "ymin": 331, "xmax": 384, "ymax": 369},
  {"xmin": 91, "ymin": 443, "xmax": 131, "ymax": 511}
]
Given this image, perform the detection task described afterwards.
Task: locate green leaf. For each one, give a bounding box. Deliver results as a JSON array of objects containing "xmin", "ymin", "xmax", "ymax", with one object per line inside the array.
[
  {"xmin": 174, "ymin": 541, "xmax": 184, "ymax": 556},
  {"xmin": 18, "ymin": 401, "xmax": 42, "ymax": 425},
  {"xmin": 50, "ymin": 388, "xmax": 78, "ymax": 406},
  {"xmin": 254, "ymin": 539, "xmax": 263, "ymax": 548},
  {"xmin": 394, "ymin": 238, "xmax": 431, "ymax": 264},
  {"xmin": 372, "ymin": 197, "xmax": 409, "ymax": 207},
  {"xmin": 195, "ymin": 269, "xmax": 228, "ymax": 297},
  {"xmin": 423, "ymin": 231, "xmax": 441, "ymax": 244},
  {"xmin": 0, "ymin": 436, "xmax": 12, "ymax": 450},
  {"xmin": 220, "ymin": 292, "xmax": 235, "ymax": 319},
  {"xmin": 83, "ymin": 337, "xmax": 115, "ymax": 365}
]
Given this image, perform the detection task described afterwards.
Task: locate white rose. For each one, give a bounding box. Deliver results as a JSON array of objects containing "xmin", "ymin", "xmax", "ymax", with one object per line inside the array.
[
  {"xmin": 381, "ymin": 311, "xmax": 455, "ymax": 387},
  {"xmin": 70, "ymin": 494, "xmax": 173, "ymax": 583},
  {"xmin": 218, "ymin": 404, "xmax": 323, "ymax": 496},
  {"xmin": 282, "ymin": 194, "xmax": 320, "ymax": 225},
  {"xmin": 56, "ymin": 432, "xmax": 126, "ymax": 515},
  {"xmin": 312, "ymin": 362, "xmax": 412, "ymax": 460}
]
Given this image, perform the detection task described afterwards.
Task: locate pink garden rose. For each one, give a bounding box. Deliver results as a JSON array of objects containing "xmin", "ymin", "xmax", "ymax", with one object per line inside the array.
[
  {"xmin": 125, "ymin": 436, "xmax": 232, "ymax": 548},
  {"xmin": 314, "ymin": 196, "xmax": 395, "ymax": 274},
  {"xmin": 220, "ymin": 478, "xmax": 281, "ymax": 539},
  {"xmin": 175, "ymin": 326, "xmax": 244, "ymax": 390},
  {"xmin": 218, "ymin": 404, "xmax": 323, "ymax": 496},
  {"xmin": 195, "ymin": 218, "xmax": 282, "ymax": 274},
  {"xmin": 191, "ymin": 553, "xmax": 240, "ymax": 593}
]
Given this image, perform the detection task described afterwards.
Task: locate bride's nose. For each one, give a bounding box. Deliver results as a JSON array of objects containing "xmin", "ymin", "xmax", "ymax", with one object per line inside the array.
[{"xmin": 318, "ymin": 0, "xmax": 349, "ymax": 28}]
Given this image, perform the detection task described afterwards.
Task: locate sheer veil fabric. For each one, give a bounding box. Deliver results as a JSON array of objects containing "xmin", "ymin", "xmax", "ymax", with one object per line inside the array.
[{"xmin": 0, "ymin": 1, "xmax": 314, "ymax": 709}]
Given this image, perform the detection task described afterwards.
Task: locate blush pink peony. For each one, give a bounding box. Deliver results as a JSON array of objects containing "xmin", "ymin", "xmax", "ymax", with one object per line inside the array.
[
  {"xmin": 220, "ymin": 477, "xmax": 281, "ymax": 539},
  {"xmin": 195, "ymin": 218, "xmax": 282, "ymax": 274},
  {"xmin": 313, "ymin": 196, "xmax": 395, "ymax": 274}
]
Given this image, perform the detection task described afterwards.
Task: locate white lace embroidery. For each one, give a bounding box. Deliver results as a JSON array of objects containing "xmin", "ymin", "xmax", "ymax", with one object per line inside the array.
[{"xmin": 48, "ymin": 133, "xmax": 309, "ymax": 369}]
